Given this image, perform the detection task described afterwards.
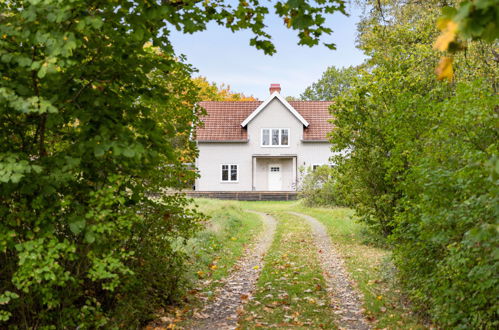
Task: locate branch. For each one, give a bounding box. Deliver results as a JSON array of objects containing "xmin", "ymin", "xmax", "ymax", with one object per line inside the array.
[{"xmin": 30, "ymin": 47, "xmax": 47, "ymax": 157}]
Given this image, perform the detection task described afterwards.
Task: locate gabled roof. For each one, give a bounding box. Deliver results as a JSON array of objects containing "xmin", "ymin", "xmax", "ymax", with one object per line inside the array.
[
  {"xmin": 240, "ymin": 92, "xmax": 309, "ymax": 127},
  {"xmin": 196, "ymin": 100, "xmax": 333, "ymax": 142}
]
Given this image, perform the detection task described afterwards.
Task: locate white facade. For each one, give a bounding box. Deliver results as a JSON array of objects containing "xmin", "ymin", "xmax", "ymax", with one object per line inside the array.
[{"xmin": 195, "ymin": 93, "xmax": 333, "ymax": 192}]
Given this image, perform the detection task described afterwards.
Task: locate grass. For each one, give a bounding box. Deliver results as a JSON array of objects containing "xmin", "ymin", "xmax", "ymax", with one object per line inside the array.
[
  {"xmin": 238, "ymin": 211, "xmax": 337, "ymax": 329},
  {"xmin": 186, "ymin": 199, "xmax": 263, "ymax": 286}
]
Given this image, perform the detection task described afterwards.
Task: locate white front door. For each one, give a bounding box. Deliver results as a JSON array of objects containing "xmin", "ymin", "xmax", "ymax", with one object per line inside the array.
[{"xmin": 268, "ymin": 164, "xmax": 282, "ymax": 191}]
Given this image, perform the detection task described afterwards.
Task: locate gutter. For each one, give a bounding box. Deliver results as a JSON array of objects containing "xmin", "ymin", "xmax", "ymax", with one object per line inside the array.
[{"xmin": 197, "ymin": 140, "xmax": 249, "ymax": 143}]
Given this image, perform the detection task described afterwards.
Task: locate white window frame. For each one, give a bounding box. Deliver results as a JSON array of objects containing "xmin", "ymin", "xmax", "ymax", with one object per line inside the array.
[
  {"xmin": 261, "ymin": 128, "xmax": 290, "ymax": 147},
  {"xmin": 220, "ymin": 164, "xmax": 238, "ymax": 183}
]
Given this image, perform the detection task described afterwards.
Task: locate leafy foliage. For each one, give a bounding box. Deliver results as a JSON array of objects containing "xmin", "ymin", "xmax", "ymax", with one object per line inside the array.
[
  {"xmin": 193, "ymin": 76, "xmax": 257, "ymax": 101},
  {"xmin": 299, "ymin": 165, "xmax": 345, "ymax": 207},
  {"xmin": 433, "ymin": 0, "xmax": 499, "ymax": 80},
  {"xmin": 325, "ymin": 0, "xmax": 499, "ymax": 327},
  {"xmin": 300, "ymin": 66, "xmax": 357, "ymax": 100}
]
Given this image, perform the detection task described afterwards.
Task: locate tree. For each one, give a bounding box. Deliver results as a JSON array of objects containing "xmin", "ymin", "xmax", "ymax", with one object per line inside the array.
[
  {"xmin": 328, "ymin": 0, "xmax": 498, "ymax": 327},
  {"xmin": 300, "ymin": 66, "xmax": 357, "ymax": 100},
  {"xmin": 193, "ymin": 76, "xmax": 257, "ymax": 101},
  {"xmin": 0, "ymin": 0, "xmax": 349, "ymax": 327}
]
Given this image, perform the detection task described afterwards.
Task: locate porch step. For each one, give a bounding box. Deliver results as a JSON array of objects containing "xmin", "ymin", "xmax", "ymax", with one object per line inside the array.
[{"xmin": 185, "ymin": 191, "xmax": 299, "ymax": 201}]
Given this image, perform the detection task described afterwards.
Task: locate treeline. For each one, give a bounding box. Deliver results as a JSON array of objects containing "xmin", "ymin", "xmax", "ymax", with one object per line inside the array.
[{"xmin": 301, "ymin": 0, "xmax": 498, "ymax": 327}]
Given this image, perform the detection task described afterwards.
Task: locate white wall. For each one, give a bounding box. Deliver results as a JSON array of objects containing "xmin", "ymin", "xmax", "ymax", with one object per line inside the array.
[
  {"xmin": 195, "ymin": 142, "xmax": 252, "ymax": 191},
  {"xmin": 195, "ymin": 98, "xmax": 333, "ymax": 191}
]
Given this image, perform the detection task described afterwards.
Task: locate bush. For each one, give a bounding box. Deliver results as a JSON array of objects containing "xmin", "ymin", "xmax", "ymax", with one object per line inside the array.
[
  {"xmin": 390, "ymin": 82, "xmax": 499, "ymax": 328},
  {"xmin": 0, "ymin": 1, "xmax": 205, "ymax": 327},
  {"xmin": 326, "ymin": 0, "xmax": 499, "ymax": 325},
  {"xmin": 298, "ymin": 165, "xmax": 345, "ymax": 207}
]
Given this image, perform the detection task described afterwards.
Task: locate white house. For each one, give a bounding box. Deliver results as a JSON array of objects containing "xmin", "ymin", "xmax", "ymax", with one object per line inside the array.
[{"xmin": 194, "ymin": 84, "xmax": 333, "ymax": 192}]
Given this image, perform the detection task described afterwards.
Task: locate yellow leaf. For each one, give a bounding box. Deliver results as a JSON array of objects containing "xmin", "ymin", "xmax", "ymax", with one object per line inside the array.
[
  {"xmin": 377, "ymin": 295, "xmax": 383, "ymax": 300},
  {"xmin": 253, "ymin": 265, "xmax": 259, "ymax": 270},
  {"xmin": 231, "ymin": 236, "xmax": 237, "ymax": 241},
  {"xmin": 434, "ymin": 20, "xmax": 458, "ymax": 51},
  {"xmin": 435, "ymin": 56, "xmax": 454, "ymax": 81},
  {"xmin": 210, "ymin": 264, "xmax": 217, "ymax": 270}
]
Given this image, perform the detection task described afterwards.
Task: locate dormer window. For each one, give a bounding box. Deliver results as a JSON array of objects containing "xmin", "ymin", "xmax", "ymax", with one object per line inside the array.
[{"xmin": 261, "ymin": 128, "xmax": 289, "ymax": 147}]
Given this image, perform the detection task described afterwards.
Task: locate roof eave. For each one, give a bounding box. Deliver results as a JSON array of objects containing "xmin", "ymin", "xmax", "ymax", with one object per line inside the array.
[
  {"xmin": 241, "ymin": 92, "xmax": 309, "ymax": 127},
  {"xmin": 197, "ymin": 139, "xmax": 249, "ymax": 143},
  {"xmin": 301, "ymin": 139, "xmax": 330, "ymax": 143}
]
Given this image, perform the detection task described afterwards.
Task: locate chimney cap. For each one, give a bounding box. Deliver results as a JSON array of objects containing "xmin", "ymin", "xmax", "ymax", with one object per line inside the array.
[{"xmin": 269, "ymin": 83, "xmax": 281, "ymax": 94}]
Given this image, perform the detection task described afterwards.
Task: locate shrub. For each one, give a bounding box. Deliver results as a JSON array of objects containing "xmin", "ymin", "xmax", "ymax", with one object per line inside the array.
[
  {"xmin": 0, "ymin": 1, "xmax": 205, "ymax": 327},
  {"xmin": 299, "ymin": 165, "xmax": 345, "ymax": 207},
  {"xmin": 326, "ymin": 0, "xmax": 499, "ymax": 325}
]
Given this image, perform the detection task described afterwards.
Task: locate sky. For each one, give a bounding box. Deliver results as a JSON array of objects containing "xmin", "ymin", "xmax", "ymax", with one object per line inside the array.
[{"xmin": 169, "ymin": 2, "xmax": 367, "ymax": 100}]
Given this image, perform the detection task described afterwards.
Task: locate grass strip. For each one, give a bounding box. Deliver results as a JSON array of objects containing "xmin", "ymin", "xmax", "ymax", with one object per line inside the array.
[{"xmin": 239, "ymin": 211, "xmax": 337, "ymax": 329}]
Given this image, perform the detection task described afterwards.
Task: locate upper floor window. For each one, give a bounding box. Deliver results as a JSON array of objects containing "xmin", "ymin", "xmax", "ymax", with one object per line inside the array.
[{"xmin": 261, "ymin": 128, "xmax": 289, "ymax": 147}]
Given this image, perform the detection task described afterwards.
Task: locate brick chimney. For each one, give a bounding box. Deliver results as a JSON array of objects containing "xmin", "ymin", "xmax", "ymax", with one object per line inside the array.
[{"xmin": 269, "ymin": 83, "xmax": 281, "ymax": 94}]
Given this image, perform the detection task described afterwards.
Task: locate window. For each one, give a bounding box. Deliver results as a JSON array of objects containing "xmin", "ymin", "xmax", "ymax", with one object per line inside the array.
[
  {"xmin": 261, "ymin": 128, "xmax": 289, "ymax": 147},
  {"xmin": 221, "ymin": 164, "xmax": 238, "ymax": 182},
  {"xmin": 262, "ymin": 129, "xmax": 270, "ymax": 146},
  {"xmin": 312, "ymin": 164, "xmax": 321, "ymax": 171},
  {"xmin": 270, "ymin": 166, "xmax": 280, "ymax": 172}
]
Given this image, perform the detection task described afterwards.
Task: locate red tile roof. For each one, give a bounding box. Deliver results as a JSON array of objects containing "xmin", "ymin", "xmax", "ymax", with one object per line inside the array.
[{"xmin": 196, "ymin": 100, "xmax": 333, "ymax": 141}]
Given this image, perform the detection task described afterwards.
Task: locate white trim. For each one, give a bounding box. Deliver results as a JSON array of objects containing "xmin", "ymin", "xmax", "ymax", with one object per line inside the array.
[
  {"xmin": 220, "ymin": 164, "xmax": 239, "ymax": 183},
  {"xmin": 241, "ymin": 92, "xmax": 309, "ymax": 127},
  {"xmin": 260, "ymin": 128, "xmax": 290, "ymax": 147}
]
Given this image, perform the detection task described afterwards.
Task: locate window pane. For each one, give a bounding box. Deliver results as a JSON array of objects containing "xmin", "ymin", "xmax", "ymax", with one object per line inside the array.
[
  {"xmin": 222, "ymin": 165, "xmax": 228, "ymax": 181},
  {"xmin": 272, "ymin": 129, "xmax": 279, "ymax": 145},
  {"xmin": 262, "ymin": 129, "xmax": 269, "ymax": 145},
  {"xmin": 230, "ymin": 165, "xmax": 237, "ymax": 181},
  {"xmin": 281, "ymin": 129, "xmax": 288, "ymax": 145}
]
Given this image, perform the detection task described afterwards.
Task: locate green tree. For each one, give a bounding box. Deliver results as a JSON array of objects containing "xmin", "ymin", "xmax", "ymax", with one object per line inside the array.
[
  {"xmin": 193, "ymin": 76, "xmax": 257, "ymax": 101},
  {"xmin": 301, "ymin": 66, "xmax": 357, "ymax": 100},
  {"xmin": 0, "ymin": 0, "xmax": 349, "ymax": 327},
  {"xmin": 329, "ymin": 0, "xmax": 498, "ymax": 327}
]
